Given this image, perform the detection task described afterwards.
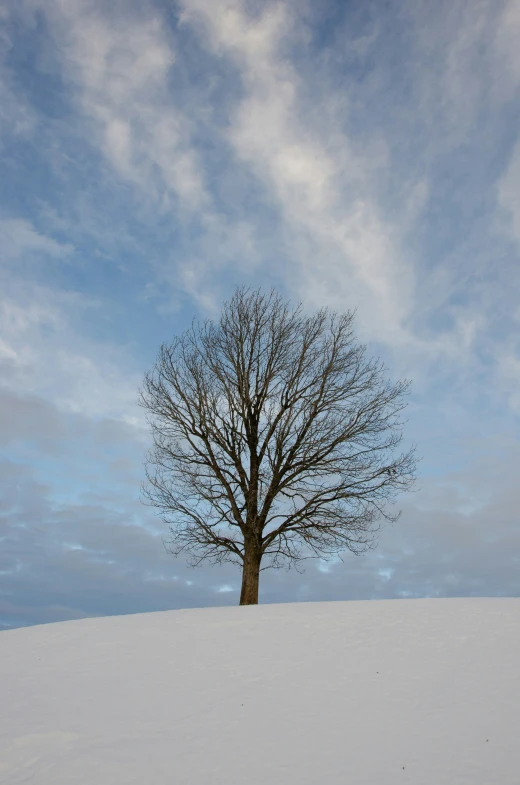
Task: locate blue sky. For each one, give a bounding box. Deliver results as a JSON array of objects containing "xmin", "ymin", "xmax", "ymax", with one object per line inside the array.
[{"xmin": 1, "ymin": 0, "xmax": 519, "ymax": 629}]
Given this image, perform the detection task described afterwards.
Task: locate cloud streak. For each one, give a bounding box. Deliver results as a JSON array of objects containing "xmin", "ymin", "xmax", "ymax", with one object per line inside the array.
[{"xmin": 42, "ymin": 0, "xmax": 207, "ymax": 211}]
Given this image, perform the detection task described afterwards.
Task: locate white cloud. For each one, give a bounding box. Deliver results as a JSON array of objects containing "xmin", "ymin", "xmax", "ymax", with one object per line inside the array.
[
  {"xmin": 495, "ymin": 349, "xmax": 520, "ymax": 414},
  {"xmin": 39, "ymin": 0, "xmax": 207, "ymax": 210},
  {"xmin": 18, "ymin": 0, "xmax": 269, "ymax": 314},
  {"xmin": 436, "ymin": 1, "xmax": 491, "ymax": 138},
  {"xmin": 179, "ymin": 0, "xmax": 416, "ymax": 343},
  {"xmin": 3, "ymin": 0, "xmax": 515, "ymax": 405},
  {"xmin": 494, "ymin": 0, "xmax": 520, "ymax": 94},
  {"xmin": 175, "ymin": 0, "xmax": 499, "ymax": 402},
  {"xmin": 498, "ymin": 138, "xmax": 520, "ymax": 246},
  {"xmin": 0, "ymin": 17, "xmax": 37, "ymax": 140},
  {"xmin": 0, "ymin": 218, "xmax": 74, "ymax": 259},
  {"xmin": 0, "ymin": 280, "xmax": 145, "ymax": 424},
  {"xmin": 173, "ymin": 0, "xmax": 511, "ymax": 386}
]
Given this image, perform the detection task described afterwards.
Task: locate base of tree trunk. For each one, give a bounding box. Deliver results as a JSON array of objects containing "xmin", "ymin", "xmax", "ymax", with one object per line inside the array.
[{"xmin": 239, "ymin": 549, "xmax": 261, "ymax": 604}]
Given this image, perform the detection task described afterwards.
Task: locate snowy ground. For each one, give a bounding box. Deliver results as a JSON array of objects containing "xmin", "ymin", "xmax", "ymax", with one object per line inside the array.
[{"xmin": 1, "ymin": 598, "xmax": 519, "ymax": 784}]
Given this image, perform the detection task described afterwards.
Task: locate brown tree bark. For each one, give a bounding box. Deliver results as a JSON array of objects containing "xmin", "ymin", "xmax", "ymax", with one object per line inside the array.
[{"xmin": 239, "ymin": 539, "xmax": 262, "ymax": 605}]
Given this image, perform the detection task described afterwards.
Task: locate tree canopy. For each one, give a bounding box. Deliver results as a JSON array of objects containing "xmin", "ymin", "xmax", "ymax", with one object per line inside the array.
[{"xmin": 139, "ymin": 287, "xmax": 417, "ymax": 604}]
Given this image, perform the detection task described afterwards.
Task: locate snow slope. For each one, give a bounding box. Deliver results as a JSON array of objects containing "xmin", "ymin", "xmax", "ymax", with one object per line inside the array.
[{"xmin": 1, "ymin": 598, "xmax": 519, "ymax": 784}]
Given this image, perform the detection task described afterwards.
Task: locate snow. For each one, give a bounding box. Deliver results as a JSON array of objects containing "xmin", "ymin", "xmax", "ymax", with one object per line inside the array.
[{"xmin": 1, "ymin": 598, "xmax": 519, "ymax": 784}]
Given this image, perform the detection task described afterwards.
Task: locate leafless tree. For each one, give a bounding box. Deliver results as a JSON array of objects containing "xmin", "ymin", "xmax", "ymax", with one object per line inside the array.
[{"xmin": 138, "ymin": 287, "xmax": 418, "ymax": 605}]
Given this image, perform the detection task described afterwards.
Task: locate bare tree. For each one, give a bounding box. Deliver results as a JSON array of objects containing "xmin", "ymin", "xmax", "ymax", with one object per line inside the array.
[{"xmin": 138, "ymin": 287, "xmax": 417, "ymax": 605}]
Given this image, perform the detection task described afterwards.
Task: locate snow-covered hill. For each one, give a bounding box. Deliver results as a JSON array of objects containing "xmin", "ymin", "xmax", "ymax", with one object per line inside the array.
[{"xmin": 1, "ymin": 598, "xmax": 519, "ymax": 784}]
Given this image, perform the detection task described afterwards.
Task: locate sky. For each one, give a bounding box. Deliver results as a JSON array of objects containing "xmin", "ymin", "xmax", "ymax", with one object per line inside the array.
[
  {"xmin": 0, "ymin": 0, "xmax": 519, "ymax": 630},
  {"xmin": 1, "ymin": 599, "xmax": 519, "ymax": 783}
]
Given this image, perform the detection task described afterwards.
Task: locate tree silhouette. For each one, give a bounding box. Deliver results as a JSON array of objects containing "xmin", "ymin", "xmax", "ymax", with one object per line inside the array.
[{"xmin": 139, "ymin": 287, "xmax": 418, "ymax": 604}]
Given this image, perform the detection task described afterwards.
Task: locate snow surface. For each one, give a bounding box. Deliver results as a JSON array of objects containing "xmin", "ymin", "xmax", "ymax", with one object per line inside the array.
[{"xmin": 1, "ymin": 598, "xmax": 519, "ymax": 784}]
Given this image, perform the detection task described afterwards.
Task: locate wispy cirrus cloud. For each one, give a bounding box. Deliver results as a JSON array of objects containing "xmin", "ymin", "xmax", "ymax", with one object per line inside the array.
[
  {"xmin": 0, "ymin": 222, "xmax": 142, "ymax": 426},
  {"xmin": 0, "ymin": 217, "xmax": 73, "ymax": 259},
  {"xmin": 0, "ymin": 282, "xmax": 144, "ymax": 422},
  {"xmin": 499, "ymin": 140, "xmax": 520, "ymax": 247},
  {"xmin": 174, "ymin": 0, "xmax": 520, "ymax": 389},
  {"xmin": 178, "ymin": 0, "xmax": 416, "ymax": 342},
  {"xmin": 38, "ymin": 0, "xmax": 207, "ymax": 211}
]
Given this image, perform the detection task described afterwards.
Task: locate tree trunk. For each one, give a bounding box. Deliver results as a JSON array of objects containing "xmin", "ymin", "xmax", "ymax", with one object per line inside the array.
[{"xmin": 239, "ymin": 541, "xmax": 262, "ymax": 605}]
